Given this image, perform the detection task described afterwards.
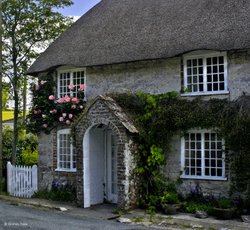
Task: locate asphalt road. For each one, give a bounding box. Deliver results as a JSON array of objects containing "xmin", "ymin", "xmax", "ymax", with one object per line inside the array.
[{"xmin": 0, "ymin": 200, "xmax": 155, "ymax": 230}]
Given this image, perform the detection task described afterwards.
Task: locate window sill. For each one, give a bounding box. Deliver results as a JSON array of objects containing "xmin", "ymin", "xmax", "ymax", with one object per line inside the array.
[
  {"xmin": 180, "ymin": 175, "xmax": 227, "ymax": 181},
  {"xmin": 181, "ymin": 91, "xmax": 229, "ymax": 97},
  {"xmin": 55, "ymin": 168, "xmax": 77, "ymax": 173}
]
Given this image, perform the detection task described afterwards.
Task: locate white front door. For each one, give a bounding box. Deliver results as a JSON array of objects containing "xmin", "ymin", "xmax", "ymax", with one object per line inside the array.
[
  {"xmin": 106, "ymin": 131, "xmax": 118, "ymax": 203},
  {"xmin": 83, "ymin": 125, "xmax": 118, "ymax": 208}
]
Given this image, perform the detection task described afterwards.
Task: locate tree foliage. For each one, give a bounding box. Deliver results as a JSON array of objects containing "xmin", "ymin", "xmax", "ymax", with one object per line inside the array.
[{"xmin": 2, "ymin": 0, "xmax": 73, "ymax": 162}]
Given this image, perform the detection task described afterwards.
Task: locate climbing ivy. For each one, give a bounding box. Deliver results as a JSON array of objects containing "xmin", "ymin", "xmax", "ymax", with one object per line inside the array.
[{"xmin": 111, "ymin": 92, "xmax": 250, "ymax": 209}]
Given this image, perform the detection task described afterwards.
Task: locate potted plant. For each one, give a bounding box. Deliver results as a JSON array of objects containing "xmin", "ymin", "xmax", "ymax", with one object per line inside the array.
[
  {"xmin": 160, "ymin": 191, "xmax": 181, "ymax": 214},
  {"xmin": 212, "ymin": 197, "xmax": 236, "ymax": 219}
]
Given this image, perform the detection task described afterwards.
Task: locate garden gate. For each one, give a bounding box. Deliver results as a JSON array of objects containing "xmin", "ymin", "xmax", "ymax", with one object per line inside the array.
[{"xmin": 7, "ymin": 162, "xmax": 38, "ymax": 198}]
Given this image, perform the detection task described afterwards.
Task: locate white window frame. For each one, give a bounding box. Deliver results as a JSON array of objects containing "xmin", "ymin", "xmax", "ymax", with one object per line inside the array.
[
  {"xmin": 57, "ymin": 67, "xmax": 86, "ymax": 99},
  {"xmin": 181, "ymin": 51, "xmax": 229, "ymax": 96},
  {"xmin": 56, "ymin": 129, "xmax": 76, "ymax": 172},
  {"xmin": 180, "ymin": 129, "xmax": 227, "ymax": 181}
]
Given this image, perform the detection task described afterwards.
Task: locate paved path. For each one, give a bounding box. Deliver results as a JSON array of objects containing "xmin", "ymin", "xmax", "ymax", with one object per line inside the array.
[{"xmin": 0, "ymin": 200, "xmax": 154, "ymax": 230}]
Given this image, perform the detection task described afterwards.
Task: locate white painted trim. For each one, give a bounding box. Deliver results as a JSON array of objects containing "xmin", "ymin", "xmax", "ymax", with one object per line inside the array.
[
  {"xmin": 55, "ymin": 169, "xmax": 77, "ymax": 173},
  {"xmin": 83, "ymin": 125, "xmax": 92, "ymax": 208},
  {"xmin": 57, "ymin": 67, "xmax": 86, "ymax": 99},
  {"xmin": 57, "ymin": 129, "xmax": 76, "ymax": 172},
  {"xmin": 180, "ymin": 129, "xmax": 226, "ymax": 180},
  {"xmin": 180, "ymin": 175, "xmax": 227, "ymax": 181},
  {"xmin": 182, "ymin": 51, "xmax": 228, "ymax": 95},
  {"xmin": 181, "ymin": 91, "xmax": 229, "ymax": 97}
]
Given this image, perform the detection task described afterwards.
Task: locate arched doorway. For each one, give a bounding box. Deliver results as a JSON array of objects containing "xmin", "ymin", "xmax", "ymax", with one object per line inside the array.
[{"xmin": 83, "ymin": 124, "xmax": 118, "ymax": 208}]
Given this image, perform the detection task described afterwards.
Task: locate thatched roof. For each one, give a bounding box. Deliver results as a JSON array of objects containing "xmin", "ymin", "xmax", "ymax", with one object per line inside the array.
[{"xmin": 28, "ymin": 0, "xmax": 250, "ymax": 75}]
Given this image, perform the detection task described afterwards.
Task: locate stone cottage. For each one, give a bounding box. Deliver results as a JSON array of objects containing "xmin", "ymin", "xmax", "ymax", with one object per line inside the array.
[{"xmin": 28, "ymin": 0, "xmax": 250, "ymax": 208}]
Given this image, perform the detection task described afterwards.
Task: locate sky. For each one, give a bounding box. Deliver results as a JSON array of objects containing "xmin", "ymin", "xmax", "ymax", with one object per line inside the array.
[{"xmin": 58, "ymin": 0, "xmax": 102, "ymax": 17}]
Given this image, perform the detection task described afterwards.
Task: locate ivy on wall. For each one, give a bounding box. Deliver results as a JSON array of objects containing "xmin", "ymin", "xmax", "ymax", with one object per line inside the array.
[{"xmin": 111, "ymin": 92, "xmax": 250, "ymax": 208}]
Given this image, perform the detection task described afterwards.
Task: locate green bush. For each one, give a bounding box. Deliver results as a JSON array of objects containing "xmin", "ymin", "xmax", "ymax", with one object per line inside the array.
[
  {"xmin": 216, "ymin": 198, "xmax": 232, "ymax": 209},
  {"xmin": 182, "ymin": 201, "xmax": 213, "ymax": 213},
  {"xmin": 17, "ymin": 132, "xmax": 38, "ymax": 166},
  {"xmin": 160, "ymin": 191, "xmax": 179, "ymax": 204}
]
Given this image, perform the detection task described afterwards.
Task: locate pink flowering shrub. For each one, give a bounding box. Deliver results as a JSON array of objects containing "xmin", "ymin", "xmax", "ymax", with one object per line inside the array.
[{"xmin": 27, "ymin": 74, "xmax": 86, "ymax": 134}]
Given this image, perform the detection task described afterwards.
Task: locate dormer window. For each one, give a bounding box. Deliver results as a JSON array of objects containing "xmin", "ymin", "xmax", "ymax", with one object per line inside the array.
[
  {"xmin": 182, "ymin": 52, "xmax": 228, "ymax": 96},
  {"xmin": 57, "ymin": 68, "xmax": 86, "ymax": 98}
]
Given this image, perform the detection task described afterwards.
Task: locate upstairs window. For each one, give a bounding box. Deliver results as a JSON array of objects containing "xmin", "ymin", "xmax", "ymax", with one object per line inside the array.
[
  {"xmin": 181, "ymin": 130, "xmax": 226, "ymax": 180},
  {"xmin": 57, "ymin": 68, "xmax": 85, "ymax": 98},
  {"xmin": 56, "ymin": 129, "xmax": 76, "ymax": 172},
  {"xmin": 182, "ymin": 52, "xmax": 228, "ymax": 95}
]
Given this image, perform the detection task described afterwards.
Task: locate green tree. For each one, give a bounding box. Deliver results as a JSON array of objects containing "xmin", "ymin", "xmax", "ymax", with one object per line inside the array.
[{"xmin": 2, "ymin": 0, "xmax": 73, "ymax": 163}]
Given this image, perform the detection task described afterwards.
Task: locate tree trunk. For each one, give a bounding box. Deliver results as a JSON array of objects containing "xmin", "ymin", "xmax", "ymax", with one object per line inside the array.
[
  {"xmin": 11, "ymin": 31, "xmax": 19, "ymax": 165},
  {"xmin": 0, "ymin": 0, "xmax": 3, "ymax": 192},
  {"xmin": 22, "ymin": 75, "xmax": 27, "ymax": 124},
  {"xmin": 12, "ymin": 84, "xmax": 18, "ymax": 165}
]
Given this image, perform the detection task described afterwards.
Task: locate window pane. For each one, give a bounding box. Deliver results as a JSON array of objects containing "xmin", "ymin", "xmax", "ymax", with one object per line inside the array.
[
  {"xmin": 183, "ymin": 131, "xmax": 225, "ymax": 178},
  {"xmin": 217, "ymin": 169, "xmax": 222, "ymax": 176},
  {"xmin": 58, "ymin": 131, "xmax": 74, "ymax": 170}
]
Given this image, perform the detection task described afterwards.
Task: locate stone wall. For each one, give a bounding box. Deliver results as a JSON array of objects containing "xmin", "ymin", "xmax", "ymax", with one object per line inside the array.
[
  {"xmin": 165, "ymin": 135, "xmax": 231, "ymax": 198},
  {"xmin": 86, "ymin": 58, "xmax": 181, "ymax": 98},
  {"xmin": 228, "ymin": 49, "xmax": 250, "ymax": 100},
  {"xmin": 38, "ymin": 128, "xmax": 77, "ymax": 191},
  {"xmin": 84, "ymin": 49, "xmax": 250, "ymax": 101}
]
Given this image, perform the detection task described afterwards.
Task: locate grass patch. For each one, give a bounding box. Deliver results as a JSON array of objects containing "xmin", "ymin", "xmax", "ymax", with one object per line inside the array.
[
  {"xmin": 2, "ymin": 111, "xmax": 14, "ymax": 121},
  {"xmin": 133, "ymin": 216, "xmax": 144, "ymax": 223},
  {"xmin": 112, "ymin": 209, "xmax": 130, "ymax": 215}
]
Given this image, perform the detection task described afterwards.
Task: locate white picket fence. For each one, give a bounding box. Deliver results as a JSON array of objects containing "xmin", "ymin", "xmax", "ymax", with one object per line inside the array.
[{"xmin": 7, "ymin": 162, "xmax": 38, "ymax": 198}]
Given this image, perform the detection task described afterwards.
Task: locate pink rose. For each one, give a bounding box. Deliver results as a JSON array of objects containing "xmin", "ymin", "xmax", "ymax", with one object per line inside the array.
[
  {"xmin": 62, "ymin": 113, "xmax": 67, "ymax": 118},
  {"xmin": 64, "ymin": 95, "xmax": 71, "ymax": 103},
  {"xmin": 68, "ymin": 114, "xmax": 73, "ymax": 119},
  {"xmin": 71, "ymin": 105, "xmax": 76, "ymax": 109},
  {"xmin": 35, "ymin": 85, "xmax": 40, "ymax": 91},
  {"xmin": 49, "ymin": 95, "xmax": 55, "ymax": 100},
  {"xmin": 33, "ymin": 110, "xmax": 38, "ymax": 115},
  {"xmin": 78, "ymin": 84, "xmax": 85, "ymax": 91},
  {"xmin": 58, "ymin": 98, "xmax": 64, "ymax": 103},
  {"xmin": 68, "ymin": 84, "xmax": 75, "ymax": 90},
  {"xmin": 66, "ymin": 120, "xmax": 70, "ymax": 125},
  {"xmin": 43, "ymin": 124, "xmax": 48, "ymax": 128},
  {"xmin": 53, "ymin": 109, "xmax": 57, "ymax": 114},
  {"xmin": 71, "ymin": 97, "xmax": 78, "ymax": 103},
  {"xmin": 59, "ymin": 117, "xmax": 64, "ymax": 122}
]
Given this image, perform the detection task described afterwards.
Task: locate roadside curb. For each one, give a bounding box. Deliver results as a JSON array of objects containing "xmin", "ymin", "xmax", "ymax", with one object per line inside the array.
[{"xmin": 0, "ymin": 195, "xmax": 59, "ymax": 210}]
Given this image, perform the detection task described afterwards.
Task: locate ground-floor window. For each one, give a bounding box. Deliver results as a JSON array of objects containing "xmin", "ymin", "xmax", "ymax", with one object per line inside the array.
[
  {"xmin": 181, "ymin": 130, "xmax": 226, "ymax": 180},
  {"xmin": 56, "ymin": 129, "xmax": 76, "ymax": 172}
]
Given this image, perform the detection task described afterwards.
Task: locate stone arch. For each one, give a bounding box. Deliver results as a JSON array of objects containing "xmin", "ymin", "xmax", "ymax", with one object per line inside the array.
[{"xmin": 75, "ymin": 98, "xmax": 132, "ymax": 208}]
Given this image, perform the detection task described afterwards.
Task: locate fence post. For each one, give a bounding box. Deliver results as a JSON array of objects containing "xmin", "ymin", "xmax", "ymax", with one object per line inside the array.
[
  {"xmin": 32, "ymin": 165, "xmax": 38, "ymax": 193},
  {"xmin": 7, "ymin": 162, "xmax": 12, "ymax": 195}
]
